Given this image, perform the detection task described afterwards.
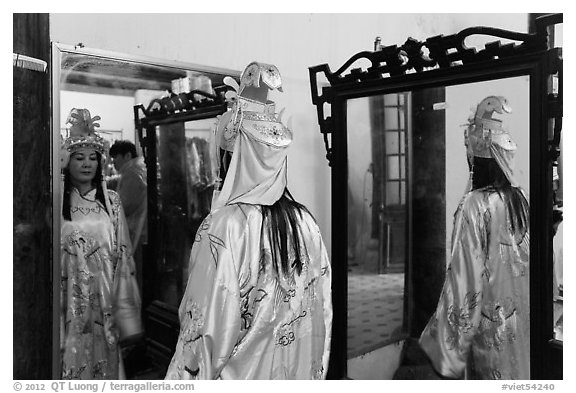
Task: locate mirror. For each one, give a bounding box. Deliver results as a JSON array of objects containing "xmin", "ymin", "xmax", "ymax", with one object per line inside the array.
[
  {"xmin": 309, "ymin": 16, "xmax": 564, "ymax": 378},
  {"xmin": 52, "ymin": 43, "xmax": 238, "ymax": 379},
  {"xmin": 346, "ymin": 93, "xmax": 409, "ymax": 361},
  {"xmin": 143, "ymin": 117, "xmax": 217, "ymax": 309},
  {"xmin": 551, "ymin": 22, "xmax": 563, "ymax": 344},
  {"xmin": 309, "ymin": 14, "xmax": 563, "ymax": 379},
  {"xmin": 344, "ymin": 77, "xmax": 530, "ymax": 380}
]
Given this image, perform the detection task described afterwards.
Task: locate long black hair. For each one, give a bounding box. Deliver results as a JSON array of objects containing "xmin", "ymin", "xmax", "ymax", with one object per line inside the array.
[
  {"xmin": 261, "ymin": 189, "xmax": 314, "ymax": 277},
  {"xmin": 62, "ymin": 151, "xmax": 109, "ymax": 221},
  {"xmin": 218, "ymin": 149, "xmax": 314, "ymax": 277},
  {"xmin": 471, "ymin": 156, "xmax": 529, "ymax": 237}
]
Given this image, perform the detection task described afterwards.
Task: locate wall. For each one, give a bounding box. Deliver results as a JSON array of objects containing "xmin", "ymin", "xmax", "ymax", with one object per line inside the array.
[
  {"xmin": 60, "ymin": 91, "xmax": 136, "ymax": 143},
  {"xmin": 50, "ymin": 13, "xmax": 530, "ymax": 257}
]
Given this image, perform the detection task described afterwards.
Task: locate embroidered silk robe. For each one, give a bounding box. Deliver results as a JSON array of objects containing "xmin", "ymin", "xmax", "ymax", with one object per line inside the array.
[
  {"xmin": 419, "ymin": 189, "xmax": 530, "ymax": 380},
  {"xmin": 165, "ymin": 203, "xmax": 332, "ymax": 379},
  {"xmin": 60, "ymin": 188, "xmax": 140, "ymax": 379}
]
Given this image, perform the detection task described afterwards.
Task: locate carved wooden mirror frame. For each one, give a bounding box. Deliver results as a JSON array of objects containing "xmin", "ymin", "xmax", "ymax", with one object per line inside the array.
[{"xmin": 309, "ymin": 14, "xmax": 562, "ymax": 379}]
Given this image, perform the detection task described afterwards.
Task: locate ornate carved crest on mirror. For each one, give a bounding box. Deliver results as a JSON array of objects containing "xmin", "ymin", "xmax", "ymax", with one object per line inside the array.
[{"xmin": 309, "ymin": 13, "xmax": 562, "ymax": 380}]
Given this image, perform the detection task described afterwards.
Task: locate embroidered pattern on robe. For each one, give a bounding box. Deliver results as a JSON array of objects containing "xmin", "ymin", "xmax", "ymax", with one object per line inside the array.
[
  {"xmin": 61, "ymin": 188, "xmax": 141, "ymax": 379},
  {"xmin": 166, "ymin": 203, "xmax": 332, "ymax": 380},
  {"xmin": 419, "ymin": 189, "xmax": 529, "ymax": 380}
]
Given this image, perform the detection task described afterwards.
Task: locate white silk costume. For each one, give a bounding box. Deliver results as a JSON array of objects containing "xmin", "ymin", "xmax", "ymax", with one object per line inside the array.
[
  {"xmin": 419, "ymin": 189, "xmax": 530, "ymax": 379},
  {"xmin": 419, "ymin": 96, "xmax": 530, "ymax": 379},
  {"xmin": 61, "ymin": 188, "xmax": 140, "ymax": 379},
  {"xmin": 165, "ymin": 62, "xmax": 332, "ymax": 380}
]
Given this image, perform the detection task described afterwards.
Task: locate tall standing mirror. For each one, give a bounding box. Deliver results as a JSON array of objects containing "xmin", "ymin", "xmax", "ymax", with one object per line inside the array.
[
  {"xmin": 310, "ymin": 14, "xmax": 561, "ymax": 380},
  {"xmin": 51, "ymin": 43, "xmax": 239, "ymax": 379}
]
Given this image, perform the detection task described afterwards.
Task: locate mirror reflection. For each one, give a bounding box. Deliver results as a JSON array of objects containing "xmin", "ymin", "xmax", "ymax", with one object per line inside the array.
[
  {"xmin": 345, "ymin": 76, "xmax": 530, "ymax": 379},
  {"xmin": 145, "ymin": 118, "xmax": 216, "ymax": 308},
  {"xmin": 346, "ymin": 93, "xmax": 408, "ymax": 361},
  {"xmin": 551, "ymin": 67, "xmax": 563, "ymax": 343},
  {"xmin": 56, "ymin": 46, "xmax": 236, "ymax": 379},
  {"xmin": 60, "ymin": 107, "xmax": 141, "ymax": 379}
]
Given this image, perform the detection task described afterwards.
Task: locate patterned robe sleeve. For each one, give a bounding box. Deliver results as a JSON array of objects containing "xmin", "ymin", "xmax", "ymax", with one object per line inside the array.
[
  {"xmin": 318, "ymin": 233, "xmax": 333, "ymax": 379},
  {"xmin": 165, "ymin": 213, "xmax": 242, "ymax": 380},
  {"xmin": 419, "ymin": 196, "xmax": 487, "ymax": 378}
]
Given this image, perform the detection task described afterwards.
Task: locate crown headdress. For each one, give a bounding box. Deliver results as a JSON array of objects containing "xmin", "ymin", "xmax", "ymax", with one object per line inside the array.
[
  {"xmin": 61, "ymin": 108, "xmax": 107, "ymax": 157},
  {"xmin": 463, "ymin": 95, "xmax": 520, "ymax": 189},
  {"xmin": 465, "ymin": 96, "xmax": 516, "ymax": 159},
  {"xmin": 211, "ymin": 62, "xmax": 291, "ymax": 211},
  {"xmin": 59, "ymin": 109, "xmax": 113, "ymax": 217},
  {"xmin": 238, "ymin": 61, "xmax": 283, "ymax": 95},
  {"xmin": 216, "ymin": 62, "xmax": 291, "ymax": 153}
]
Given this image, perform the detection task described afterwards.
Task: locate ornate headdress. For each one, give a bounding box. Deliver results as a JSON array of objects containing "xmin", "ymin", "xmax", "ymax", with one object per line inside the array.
[
  {"xmin": 60, "ymin": 108, "xmax": 112, "ymax": 215},
  {"xmin": 61, "ymin": 108, "xmax": 108, "ymax": 166},
  {"xmin": 217, "ymin": 62, "xmax": 289, "ymax": 152},
  {"xmin": 465, "ymin": 96, "xmax": 518, "ymax": 187},
  {"xmin": 238, "ymin": 61, "xmax": 283, "ymax": 95},
  {"xmin": 211, "ymin": 61, "xmax": 292, "ymax": 210}
]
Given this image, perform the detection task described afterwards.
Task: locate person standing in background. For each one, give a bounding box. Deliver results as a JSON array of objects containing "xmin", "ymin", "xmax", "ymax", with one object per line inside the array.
[{"xmin": 109, "ymin": 140, "xmax": 148, "ymax": 297}]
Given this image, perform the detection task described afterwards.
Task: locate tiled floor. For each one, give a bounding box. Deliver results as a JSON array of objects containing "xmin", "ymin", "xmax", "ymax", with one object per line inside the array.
[
  {"xmin": 348, "ymin": 238, "xmax": 405, "ymax": 359},
  {"xmin": 348, "ymin": 268, "xmax": 405, "ymax": 358}
]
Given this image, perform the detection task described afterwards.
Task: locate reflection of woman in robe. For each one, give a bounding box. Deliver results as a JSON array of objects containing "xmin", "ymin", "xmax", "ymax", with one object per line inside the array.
[
  {"xmin": 60, "ymin": 109, "xmax": 141, "ymax": 379},
  {"xmin": 419, "ymin": 96, "xmax": 530, "ymax": 379},
  {"xmin": 165, "ymin": 62, "xmax": 332, "ymax": 380}
]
